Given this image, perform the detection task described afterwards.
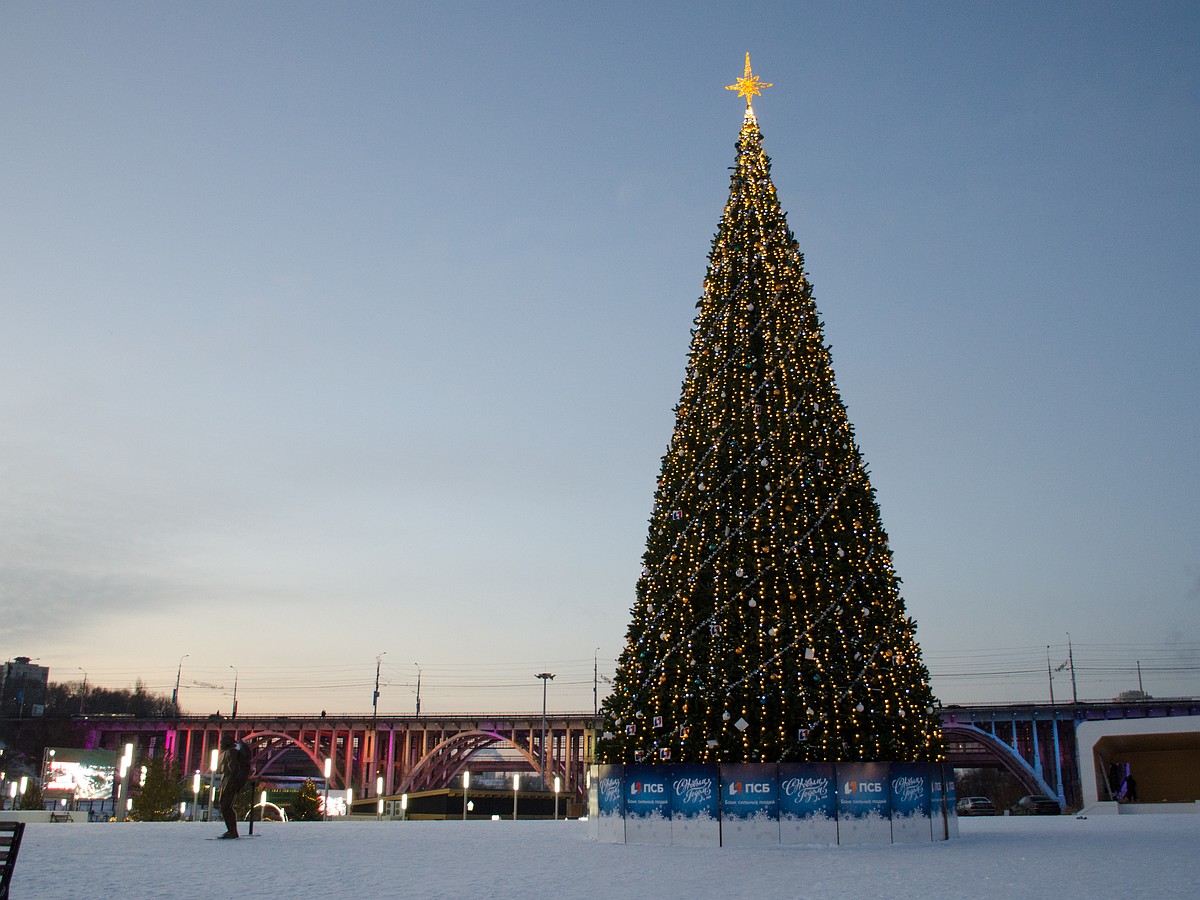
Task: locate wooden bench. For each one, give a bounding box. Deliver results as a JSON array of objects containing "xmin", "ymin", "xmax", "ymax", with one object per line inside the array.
[
  {"xmin": 0, "ymin": 821, "xmax": 25, "ymax": 900},
  {"xmin": 50, "ymin": 811, "xmax": 74, "ymax": 823}
]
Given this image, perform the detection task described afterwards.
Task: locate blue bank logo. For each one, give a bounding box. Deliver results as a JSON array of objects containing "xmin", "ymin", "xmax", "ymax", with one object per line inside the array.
[
  {"xmin": 730, "ymin": 781, "xmax": 772, "ymax": 795},
  {"xmin": 843, "ymin": 780, "xmax": 884, "ymax": 795},
  {"xmin": 630, "ymin": 781, "xmax": 664, "ymax": 795}
]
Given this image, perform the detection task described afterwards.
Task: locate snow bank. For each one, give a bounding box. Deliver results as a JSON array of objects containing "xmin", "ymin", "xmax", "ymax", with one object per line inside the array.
[{"xmin": 11, "ymin": 814, "xmax": 1200, "ymax": 899}]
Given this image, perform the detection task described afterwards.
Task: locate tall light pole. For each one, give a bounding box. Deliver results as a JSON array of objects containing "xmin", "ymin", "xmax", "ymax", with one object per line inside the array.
[
  {"xmin": 593, "ymin": 649, "xmax": 600, "ymax": 718},
  {"xmin": 173, "ymin": 654, "xmax": 188, "ymax": 716},
  {"xmin": 535, "ymin": 673, "xmax": 555, "ymax": 783},
  {"xmin": 373, "ymin": 652, "xmax": 386, "ymax": 721},
  {"xmin": 461, "ymin": 769, "xmax": 469, "ymax": 821},
  {"xmin": 78, "ymin": 668, "xmax": 88, "ymax": 714},
  {"xmin": 371, "ymin": 652, "xmax": 386, "ymax": 797},
  {"xmin": 1066, "ymin": 633, "xmax": 1078, "ymax": 704},
  {"xmin": 229, "ymin": 665, "xmax": 239, "ymax": 719},
  {"xmin": 413, "ymin": 663, "xmax": 422, "ymax": 719}
]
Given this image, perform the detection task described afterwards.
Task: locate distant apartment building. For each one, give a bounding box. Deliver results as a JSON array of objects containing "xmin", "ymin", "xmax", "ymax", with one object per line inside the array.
[{"xmin": 1, "ymin": 656, "xmax": 50, "ymax": 716}]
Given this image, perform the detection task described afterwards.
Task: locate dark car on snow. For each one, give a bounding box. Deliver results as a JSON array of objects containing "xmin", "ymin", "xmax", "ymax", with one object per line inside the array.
[{"xmin": 1010, "ymin": 794, "xmax": 1061, "ymax": 815}]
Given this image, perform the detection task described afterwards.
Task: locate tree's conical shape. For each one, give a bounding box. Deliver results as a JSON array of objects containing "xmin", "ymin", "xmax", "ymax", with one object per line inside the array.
[{"xmin": 598, "ymin": 107, "xmax": 942, "ymax": 765}]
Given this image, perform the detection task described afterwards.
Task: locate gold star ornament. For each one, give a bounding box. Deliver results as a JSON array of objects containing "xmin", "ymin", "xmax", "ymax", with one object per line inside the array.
[{"xmin": 726, "ymin": 52, "xmax": 772, "ymax": 106}]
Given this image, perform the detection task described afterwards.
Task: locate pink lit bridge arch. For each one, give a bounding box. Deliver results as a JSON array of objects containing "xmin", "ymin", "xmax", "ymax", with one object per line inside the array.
[{"xmin": 82, "ymin": 713, "xmax": 597, "ymax": 802}]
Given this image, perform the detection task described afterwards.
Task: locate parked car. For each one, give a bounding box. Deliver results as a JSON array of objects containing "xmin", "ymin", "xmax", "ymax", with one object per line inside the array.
[
  {"xmin": 1009, "ymin": 794, "xmax": 1061, "ymax": 815},
  {"xmin": 956, "ymin": 796, "xmax": 996, "ymax": 816}
]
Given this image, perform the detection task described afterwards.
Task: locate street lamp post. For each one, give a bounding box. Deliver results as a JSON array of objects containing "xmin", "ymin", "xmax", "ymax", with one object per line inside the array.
[
  {"xmin": 78, "ymin": 668, "xmax": 88, "ymax": 714},
  {"xmin": 512, "ymin": 773, "xmax": 519, "ymax": 821},
  {"xmin": 376, "ymin": 775, "xmax": 384, "ymax": 820},
  {"xmin": 192, "ymin": 772, "xmax": 201, "ymax": 821},
  {"xmin": 554, "ymin": 775, "xmax": 560, "ymax": 820},
  {"xmin": 371, "ymin": 652, "xmax": 386, "ymax": 796},
  {"xmin": 535, "ymin": 673, "xmax": 555, "ymax": 783},
  {"xmin": 462, "ymin": 770, "xmax": 469, "ymax": 821}
]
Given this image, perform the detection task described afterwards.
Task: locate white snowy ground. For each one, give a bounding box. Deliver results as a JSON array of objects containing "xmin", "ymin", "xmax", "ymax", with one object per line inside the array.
[{"xmin": 11, "ymin": 814, "xmax": 1200, "ymax": 899}]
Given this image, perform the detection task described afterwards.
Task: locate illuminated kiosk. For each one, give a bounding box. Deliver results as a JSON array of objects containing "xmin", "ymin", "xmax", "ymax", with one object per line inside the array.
[{"xmin": 588, "ymin": 762, "xmax": 958, "ymax": 846}]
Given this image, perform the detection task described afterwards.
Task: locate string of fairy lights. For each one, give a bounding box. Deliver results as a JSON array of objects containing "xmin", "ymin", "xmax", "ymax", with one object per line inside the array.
[{"xmin": 598, "ymin": 103, "xmax": 942, "ymax": 765}]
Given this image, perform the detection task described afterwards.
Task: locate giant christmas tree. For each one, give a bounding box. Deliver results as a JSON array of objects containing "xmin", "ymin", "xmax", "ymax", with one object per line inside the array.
[{"xmin": 598, "ymin": 57, "xmax": 942, "ymax": 766}]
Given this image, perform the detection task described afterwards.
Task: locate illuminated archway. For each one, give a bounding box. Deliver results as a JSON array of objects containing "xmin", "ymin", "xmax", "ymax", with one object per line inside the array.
[
  {"xmin": 399, "ymin": 730, "xmax": 548, "ymax": 794},
  {"xmin": 942, "ymin": 723, "xmax": 1057, "ymax": 798}
]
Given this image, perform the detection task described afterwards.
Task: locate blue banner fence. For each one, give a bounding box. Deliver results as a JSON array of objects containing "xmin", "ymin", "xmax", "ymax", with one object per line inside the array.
[{"xmin": 588, "ymin": 762, "xmax": 957, "ymax": 846}]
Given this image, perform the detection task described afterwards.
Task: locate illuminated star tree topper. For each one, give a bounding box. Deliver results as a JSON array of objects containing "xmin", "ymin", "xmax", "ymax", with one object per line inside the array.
[{"xmin": 725, "ymin": 51, "xmax": 773, "ymax": 115}]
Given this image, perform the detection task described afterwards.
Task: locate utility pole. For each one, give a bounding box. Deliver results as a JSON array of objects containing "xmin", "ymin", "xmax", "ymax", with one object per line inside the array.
[
  {"xmin": 1137, "ymin": 660, "xmax": 1144, "ymax": 695},
  {"xmin": 1066, "ymin": 633, "xmax": 1078, "ymax": 704},
  {"xmin": 1046, "ymin": 646, "xmax": 1055, "ymax": 706},
  {"xmin": 229, "ymin": 665, "xmax": 239, "ymax": 719},
  {"xmin": 173, "ymin": 654, "xmax": 188, "ymax": 716},
  {"xmin": 413, "ymin": 663, "xmax": 421, "ymax": 719},
  {"xmin": 593, "ymin": 649, "xmax": 599, "ymax": 718},
  {"xmin": 373, "ymin": 652, "xmax": 386, "ymax": 721},
  {"xmin": 535, "ymin": 673, "xmax": 555, "ymax": 782},
  {"xmin": 372, "ymin": 651, "xmax": 386, "ymax": 799}
]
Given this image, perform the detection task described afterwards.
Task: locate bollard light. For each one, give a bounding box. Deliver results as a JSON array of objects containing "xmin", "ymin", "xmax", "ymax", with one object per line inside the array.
[
  {"xmin": 462, "ymin": 770, "xmax": 470, "ymax": 820},
  {"xmin": 323, "ymin": 757, "xmax": 332, "ymax": 821},
  {"xmin": 400, "ymin": 793, "xmax": 408, "ymax": 820},
  {"xmin": 208, "ymin": 749, "xmax": 219, "ymax": 822},
  {"xmin": 554, "ymin": 775, "xmax": 561, "ymax": 820},
  {"xmin": 512, "ymin": 773, "xmax": 519, "ymax": 821}
]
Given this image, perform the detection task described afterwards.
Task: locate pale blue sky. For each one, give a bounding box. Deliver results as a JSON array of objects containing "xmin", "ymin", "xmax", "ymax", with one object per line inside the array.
[{"xmin": 2, "ymin": 1, "xmax": 1197, "ymax": 715}]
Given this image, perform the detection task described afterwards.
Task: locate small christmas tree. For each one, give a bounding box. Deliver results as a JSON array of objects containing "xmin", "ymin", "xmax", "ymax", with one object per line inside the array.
[
  {"xmin": 288, "ymin": 778, "xmax": 323, "ymax": 821},
  {"xmin": 598, "ymin": 56, "xmax": 942, "ymax": 766},
  {"xmin": 129, "ymin": 753, "xmax": 184, "ymax": 820}
]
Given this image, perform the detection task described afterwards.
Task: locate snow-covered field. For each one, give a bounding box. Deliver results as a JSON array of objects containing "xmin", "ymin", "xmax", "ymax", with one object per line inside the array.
[{"xmin": 11, "ymin": 814, "xmax": 1199, "ymax": 899}]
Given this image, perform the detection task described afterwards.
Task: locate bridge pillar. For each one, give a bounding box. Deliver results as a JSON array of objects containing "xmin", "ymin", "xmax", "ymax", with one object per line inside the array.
[
  {"xmin": 1051, "ymin": 711, "xmax": 1065, "ymax": 806},
  {"xmin": 1031, "ymin": 713, "xmax": 1043, "ymax": 781}
]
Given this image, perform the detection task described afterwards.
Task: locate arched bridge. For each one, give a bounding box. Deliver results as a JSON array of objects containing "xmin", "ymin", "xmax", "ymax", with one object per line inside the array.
[
  {"xmin": 77, "ymin": 700, "xmax": 1200, "ymax": 813},
  {"xmin": 79, "ymin": 712, "xmax": 597, "ymax": 803}
]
